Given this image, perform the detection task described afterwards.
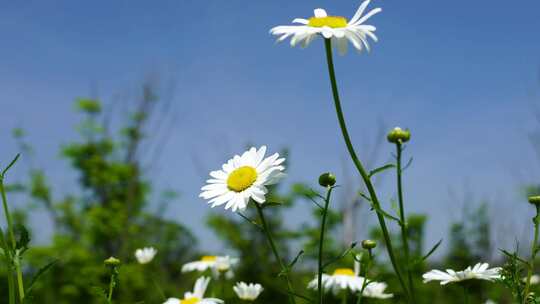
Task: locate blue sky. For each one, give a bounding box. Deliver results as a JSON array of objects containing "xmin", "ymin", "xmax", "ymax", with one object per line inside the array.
[{"xmin": 1, "ymin": 0, "xmax": 539, "ymax": 255}]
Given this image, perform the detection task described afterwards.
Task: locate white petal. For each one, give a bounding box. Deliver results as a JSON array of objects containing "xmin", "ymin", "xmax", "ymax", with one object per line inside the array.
[
  {"xmin": 349, "ymin": 0, "xmax": 371, "ymax": 25},
  {"xmin": 292, "ymin": 18, "xmax": 309, "ymax": 24},
  {"xmin": 314, "ymin": 8, "xmax": 327, "ymax": 18}
]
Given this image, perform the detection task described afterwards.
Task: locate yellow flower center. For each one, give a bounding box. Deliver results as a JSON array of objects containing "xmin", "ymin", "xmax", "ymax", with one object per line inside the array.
[
  {"xmin": 308, "ymin": 16, "xmax": 348, "ymax": 28},
  {"xmin": 181, "ymin": 297, "xmax": 200, "ymax": 304},
  {"xmin": 333, "ymin": 268, "xmax": 355, "ymax": 276},
  {"xmin": 227, "ymin": 166, "xmax": 258, "ymax": 192},
  {"xmin": 201, "ymin": 255, "xmax": 217, "ymax": 262}
]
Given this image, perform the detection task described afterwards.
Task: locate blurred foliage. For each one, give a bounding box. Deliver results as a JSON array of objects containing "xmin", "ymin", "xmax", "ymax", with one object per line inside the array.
[
  {"xmin": 2, "ymin": 85, "xmax": 198, "ymax": 303},
  {"xmin": 0, "ymin": 85, "xmax": 536, "ymax": 303}
]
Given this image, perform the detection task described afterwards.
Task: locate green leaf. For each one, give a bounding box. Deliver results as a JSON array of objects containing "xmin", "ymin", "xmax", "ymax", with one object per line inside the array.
[
  {"xmin": 420, "ymin": 239, "xmax": 443, "ymax": 262},
  {"xmin": 368, "ymin": 164, "xmax": 395, "ymax": 178},
  {"xmin": 25, "ymin": 259, "xmax": 58, "ymax": 296},
  {"xmin": 1, "ymin": 154, "xmax": 20, "ymax": 178},
  {"xmin": 323, "ymin": 242, "xmax": 357, "ymax": 269},
  {"xmin": 288, "ymin": 250, "xmax": 304, "ymax": 269},
  {"xmin": 16, "ymin": 225, "xmax": 30, "ymax": 254},
  {"xmin": 368, "ymin": 201, "xmax": 400, "ymax": 223}
]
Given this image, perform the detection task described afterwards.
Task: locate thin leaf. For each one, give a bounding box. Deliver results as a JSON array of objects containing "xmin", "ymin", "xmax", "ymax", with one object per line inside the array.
[
  {"xmin": 357, "ymin": 192, "xmax": 372, "ymax": 202},
  {"xmin": 288, "ymin": 250, "xmax": 304, "ymax": 269},
  {"xmin": 323, "ymin": 242, "xmax": 357, "ymax": 269},
  {"xmin": 369, "ymin": 164, "xmax": 395, "ymax": 178},
  {"xmin": 25, "ymin": 259, "xmax": 58, "ymax": 295},
  {"xmin": 402, "ymin": 157, "xmax": 414, "ymax": 171},
  {"xmin": 236, "ymin": 212, "xmax": 262, "ymax": 230},
  {"xmin": 420, "ymin": 239, "xmax": 443, "ymax": 262},
  {"xmin": 1, "ymin": 154, "xmax": 21, "ymax": 178},
  {"xmin": 368, "ymin": 201, "xmax": 400, "ymax": 223}
]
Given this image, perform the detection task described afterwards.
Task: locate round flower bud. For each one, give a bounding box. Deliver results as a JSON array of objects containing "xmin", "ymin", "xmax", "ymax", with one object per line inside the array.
[
  {"xmin": 529, "ymin": 196, "xmax": 540, "ymax": 206},
  {"xmin": 387, "ymin": 127, "xmax": 411, "ymax": 144},
  {"xmin": 318, "ymin": 172, "xmax": 336, "ymax": 187},
  {"xmin": 104, "ymin": 256, "xmax": 121, "ymax": 267},
  {"xmin": 361, "ymin": 239, "xmax": 377, "ymax": 250}
]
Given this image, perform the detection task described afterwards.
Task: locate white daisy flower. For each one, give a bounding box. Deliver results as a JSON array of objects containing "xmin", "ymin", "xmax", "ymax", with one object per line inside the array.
[
  {"xmin": 200, "ymin": 146, "xmax": 286, "ymax": 212},
  {"xmin": 270, "ymin": 0, "xmax": 381, "ymax": 55},
  {"xmin": 423, "ymin": 263, "xmax": 501, "ymax": 285},
  {"xmin": 182, "ymin": 255, "xmax": 238, "ymax": 278},
  {"xmin": 524, "ymin": 274, "xmax": 540, "ymax": 285},
  {"xmin": 163, "ymin": 276, "xmax": 223, "ymax": 304},
  {"xmin": 360, "ymin": 282, "xmax": 393, "ymax": 299},
  {"xmin": 233, "ymin": 282, "xmax": 264, "ymax": 301},
  {"xmin": 308, "ymin": 268, "xmax": 365, "ymax": 295},
  {"xmin": 134, "ymin": 247, "xmax": 157, "ymax": 264}
]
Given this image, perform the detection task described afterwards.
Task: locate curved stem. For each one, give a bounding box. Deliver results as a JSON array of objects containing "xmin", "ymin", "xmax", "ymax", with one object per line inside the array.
[
  {"xmin": 524, "ymin": 205, "xmax": 540, "ymax": 304},
  {"xmin": 396, "ymin": 143, "xmax": 416, "ymax": 302},
  {"xmin": 318, "ymin": 187, "xmax": 334, "ymax": 304},
  {"xmin": 255, "ymin": 203, "xmax": 296, "ymax": 304},
  {"xmin": 323, "ymin": 38, "xmax": 409, "ymax": 300}
]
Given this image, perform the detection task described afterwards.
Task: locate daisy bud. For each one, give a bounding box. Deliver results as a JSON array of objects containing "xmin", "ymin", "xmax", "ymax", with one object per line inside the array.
[
  {"xmin": 387, "ymin": 127, "xmax": 411, "ymax": 144},
  {"xmin": 361, "ymin": 239, "xmax": 377, "ymax": 250},
  {"xmin": 104, "ymin": 256, "xmax": 121, "ymax": 267},
  {"xmin": 319, "ymin": 172, "xmax": 336, "ymax": 187},
  {"xmin": 529, "ymin": 196, "xmax": 540, "ymax": 206}
]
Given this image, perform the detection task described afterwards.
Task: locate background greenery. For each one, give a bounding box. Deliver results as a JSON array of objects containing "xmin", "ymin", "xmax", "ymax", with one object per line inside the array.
[{"xmin": 1, "ymin": 85, "xmax": 537, "ymax": 304}]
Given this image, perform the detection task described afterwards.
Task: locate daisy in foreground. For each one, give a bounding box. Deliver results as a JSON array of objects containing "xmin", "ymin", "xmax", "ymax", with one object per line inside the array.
[
  {"xmin": 182, "ymin": 255, "xmax": 238, "ymax": 278},
  {"xmin": 163, "ymin": 276, "xmax": 223, "ymax": 304},
  {"xmin": 423, "ymin": 263, "xmax": 501, "ymax": 285},
  {"xmin": 200, "ymin": 146, "xmax": 286, "ymax": 212},
  {"xmin": 270, "ymin": 0, "xmax": 381, "ymax": 54},
  {"xmin": 307, "ymin": 266, "xmax": 392, "ymax": 299},
  {"xmin": 134, "ymin": 247, "xmax": 157, "ymax": 264},
  {"xmin": 233, "ymin": 282, "xmax": 264, "ymax": 301}
]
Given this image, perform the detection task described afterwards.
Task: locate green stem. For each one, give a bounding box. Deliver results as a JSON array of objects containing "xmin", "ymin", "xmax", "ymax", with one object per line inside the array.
[
  {"xmin": 7, "ymin": 270, "xmax": 15, "ymax": 304},
  {"xmin": 107, "ymin": 267, "xmax": 118, "ymax": 303},
  {"xmin": 318, "ymin": 187, "xmax": 334, "ymax": 304},
  {"xmin": 323, "ymin": 38, "xmax": 409, "ymax": 300},
  {"xmin": 341, "ymin": 292, "xmax": 347, "ymax": 304},
  {"xmin": 356, "ymin": 252, "xmax": 372, "ymax": 304},
  {"xmin": 462, "ymin": 285, "xmax": 469, "ymax": 304},
  {"xmin": 524, "ymin": 205, "xmax": 540, "ymax": 304},
  {"xmin": 396, "ymin": 143, "xmax": 416, "ymax": 303},
  {"xmin": 255, "ymin": 203, "xmax": 296, "ymax": 304},
  {"xmin": 1, "ymin": 179, "xmax": 25, "ymax": 302}
]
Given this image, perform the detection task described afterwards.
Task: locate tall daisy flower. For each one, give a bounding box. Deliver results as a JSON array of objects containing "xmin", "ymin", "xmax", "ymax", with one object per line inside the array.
[
  {"xmin": 182, "ymin": 255, "xmax": 238, "ymax": 278},
  {"xmin": 163, "ymin": 276, "xmax": 223, "ymax": 304},
  {"xmin": 199, "ymin": 146, "xmax": 286, "ymax": 212},
  {"xmin": 270, "ymin": 0, "xmax": 381, "ymax": 55},
  {"xmin": 423, "ymin": 263, "xmax": 501, "ymax": 285},
  {"xmin": 233, "ymin": 282, "xmax": 264, "ymax": 301}
]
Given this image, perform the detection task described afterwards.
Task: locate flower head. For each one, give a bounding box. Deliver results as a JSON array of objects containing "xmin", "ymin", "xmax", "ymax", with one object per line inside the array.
[
  {"xmin": 135, "ymin": 247, "xmax": 157, "ymax": 264},
  {"xmin": 307, "ymin": 259, "xmax": 392, "ymax": 299},
  {"xmin": 233, "ymin": 282, "xmax": 264, "ymax": 301},
  {"xmin": 423, "ymin": 263, "xmax": 501, "ymax": 285},
  {"xmin": 182, "ymin": 255, "xmax": 238, "ymax": 278},
  {"xmin": 270, "ymin": 0, "xmax": 382, "ymax": 55},
  {"xmin": 163, "ymin": 276, "xmax": 223, "ymax": 304},
  {"xmin": 200, "ymin": 146, "xmax": 286, "ymax": 212}
]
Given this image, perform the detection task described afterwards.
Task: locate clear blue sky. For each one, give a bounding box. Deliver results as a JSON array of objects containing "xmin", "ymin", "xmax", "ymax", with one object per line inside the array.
[{"xmin": 1, "ymin": 0, "xmax": 539, "ymax": 254}]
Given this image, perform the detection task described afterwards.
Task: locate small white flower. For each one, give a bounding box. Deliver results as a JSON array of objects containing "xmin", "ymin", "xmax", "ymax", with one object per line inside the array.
[
  {"xmin": 484, "ymin": 300, "xmax": 497, "ymax": 304},
  {"xmin": 200, "ymin": 146, "xmax": 286, "ymax": 212},
  {"xmin": 307, "ymin": 261, "xmax": 392, "ymax": 299},
  {"xmin": 134, "ymin": 247, "xmax": 157, "ymax": 264},
  {"xmin": 182, "ymin": 255, "xmax": 238, "ymax": 278},
  {"xmin": 423, "ymin": 263, "xmax": 501, "ymax": 285},
  {"xmin": 524, "ymin": 274, "xmax": 540, "ymax": 285},
  {"xmin": 163, "ymin": 276, "xmax": 223, "ymax": 304},
  {"xmin": 233, "ymin": 282, "xmax": 264, "ymax": 301},
  {"xmin": 270, "ymin": 0, "xmax": 381, "ymax": 55}
]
